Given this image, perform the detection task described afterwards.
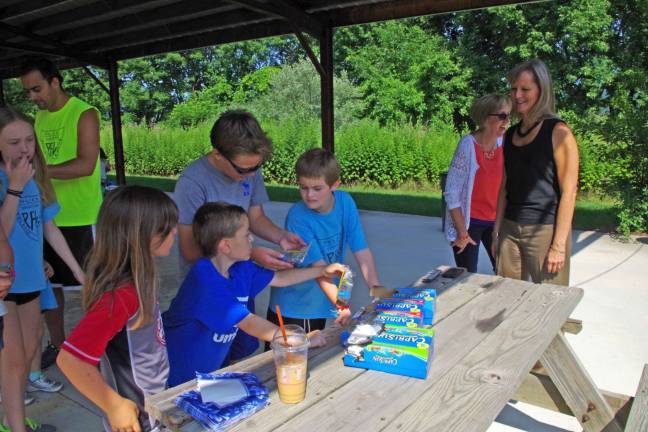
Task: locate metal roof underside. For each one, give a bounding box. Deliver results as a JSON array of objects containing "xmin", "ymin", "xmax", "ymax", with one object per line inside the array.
[{"xmin": 0, "ymin": 0, "xmax": 541, "ymax": 79}]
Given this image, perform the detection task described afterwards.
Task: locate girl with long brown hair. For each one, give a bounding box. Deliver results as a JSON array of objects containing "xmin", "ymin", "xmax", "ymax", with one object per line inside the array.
[
  {"xmin": 57, "ymin": 185, "xmax": 178, "ymax": 432},
  {"xmin": 0, "ymin": 107, "xmax": 83, "ymax": 432}
]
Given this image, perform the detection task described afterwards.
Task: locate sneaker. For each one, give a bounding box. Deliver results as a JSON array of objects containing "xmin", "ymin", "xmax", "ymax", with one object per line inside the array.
[
  {"xmin": 27, "ymin": 374, "xmax": 63, "ymax": 393},
  {"xmin": 40, "ymin": 343, "xmax": 59, "ymax": 370},
  {"xmin": 26, "ymin": 418, "xmax": 57, "ymax": 432},
  {"xmin": 0, "ymin": 392, "xmax": 35, "ymax": 405}
]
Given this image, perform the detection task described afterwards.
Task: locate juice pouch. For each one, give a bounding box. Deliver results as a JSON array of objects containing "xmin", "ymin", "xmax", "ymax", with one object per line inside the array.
[
  {"xmin": 336, "ymin": 267, "xmax": 354, "ymax": 307},
  {"xmin": 281, "ymin": 243, "xmax": 311, "ymax": 265}
]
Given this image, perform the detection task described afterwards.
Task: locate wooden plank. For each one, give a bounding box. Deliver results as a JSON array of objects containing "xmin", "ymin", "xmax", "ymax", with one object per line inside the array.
[
  {"xmin": 270, "ymin": 277, "xmax": 545, "ymax": 432},
  {"xmin": 381, "ymin": 283, "xmax": 582, "ymax": 432},
  {"xmin": 626, "ymin": 364, "xmax": 648, "ymax": 431},
  {"xmin": 541, "ymin": 333, "xmax": 623, "ymax": 432},
  {"xmin": 513, "ymin": 372, "xmax": 633, "ymax": 424},
  {"xmin": 148, "ymin": 272, "xmax": 486, "ymax": 431}
]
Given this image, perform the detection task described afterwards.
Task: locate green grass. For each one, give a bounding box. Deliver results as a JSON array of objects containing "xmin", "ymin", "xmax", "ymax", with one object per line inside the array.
[{"xmin": 112, "ymin": 175, "xmax": 618, "ymax": 231}]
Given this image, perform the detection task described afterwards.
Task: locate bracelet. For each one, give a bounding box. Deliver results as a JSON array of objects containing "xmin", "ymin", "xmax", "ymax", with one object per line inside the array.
[
  {"xmin": 549, "ymin": 245, "xmax": 565, "ymax": 254},
  {"xmin": 6, "ymin": 189, "xmax": 22, "ymax": 198}
]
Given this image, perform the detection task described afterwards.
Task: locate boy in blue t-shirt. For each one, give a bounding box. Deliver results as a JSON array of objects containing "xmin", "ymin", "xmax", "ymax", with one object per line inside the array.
[
  {"xmin": 268, "ymin": 148, "xmax": 382, "ymax": 331},
  {"xmin": 163, "ymin": 202, "xmax": 344, "ymax": 386}
]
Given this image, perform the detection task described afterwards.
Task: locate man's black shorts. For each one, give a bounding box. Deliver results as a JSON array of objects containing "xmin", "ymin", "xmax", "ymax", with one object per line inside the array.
[{"xmin": 44, "ymin": 225, "xmax": 94, "ymax": 288}]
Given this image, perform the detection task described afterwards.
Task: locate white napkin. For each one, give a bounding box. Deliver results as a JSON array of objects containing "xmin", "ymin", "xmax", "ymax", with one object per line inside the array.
[{"xmin": 198, "ymin": 378, "xmax": 249, "ymax": 408}]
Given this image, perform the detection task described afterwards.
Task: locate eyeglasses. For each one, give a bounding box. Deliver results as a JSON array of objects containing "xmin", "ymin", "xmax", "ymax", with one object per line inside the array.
[
  {"xmin": 221, "ymin": 151, "xmax": 264, "ymax": 174},
  {"xmin": 488, "ymin": 113, "xmax": 511, "ymax": 121}
]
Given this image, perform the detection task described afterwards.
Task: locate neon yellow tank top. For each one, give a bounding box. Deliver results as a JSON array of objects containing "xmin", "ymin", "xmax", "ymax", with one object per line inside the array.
[{"xmin": 35, "ymin": 96, "xmax": 102, "ymax": 226}]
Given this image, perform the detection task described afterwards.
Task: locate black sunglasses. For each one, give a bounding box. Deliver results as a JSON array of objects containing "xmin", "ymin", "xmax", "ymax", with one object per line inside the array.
[
  {"xmin": 221, "ymin": 152, "xmax": 263, "ymax": 174},
  {"xmin": 488, "ymin": 113, "xmax": 511, "ymax": 121}
]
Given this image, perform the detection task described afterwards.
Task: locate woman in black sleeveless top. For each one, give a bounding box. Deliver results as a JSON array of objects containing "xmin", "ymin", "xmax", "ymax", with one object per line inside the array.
[{"xmin": 492, "ymin": 59, "xmax": 579, "ymax": 285}]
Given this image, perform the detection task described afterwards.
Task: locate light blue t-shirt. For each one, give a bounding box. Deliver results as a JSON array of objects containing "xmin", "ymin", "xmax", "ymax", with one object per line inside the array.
[
  {"xmin": 269, "ymin": 190, "xmax": 368, "ymax": 319},
  {"xmin": 0, "ymin": 171, "xmax": 59, "ymax": 294}
]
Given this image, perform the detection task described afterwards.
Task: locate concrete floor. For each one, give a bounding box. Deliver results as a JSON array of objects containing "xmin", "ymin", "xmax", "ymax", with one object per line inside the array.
[{"xmin": 5, "ymin": 201, "xmax": 647, "ymax": 431}]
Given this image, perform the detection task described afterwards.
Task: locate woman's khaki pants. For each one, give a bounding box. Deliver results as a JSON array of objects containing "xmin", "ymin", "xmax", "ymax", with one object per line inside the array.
[{"xmin": 496, "ymin": 218, "xmax": 571, "ymax": 286}]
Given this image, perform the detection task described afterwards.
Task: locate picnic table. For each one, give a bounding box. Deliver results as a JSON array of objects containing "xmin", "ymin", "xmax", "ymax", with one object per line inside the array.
[{"xmin": 147, "ymin": 271, "xmax": 627, "ymax": 432}]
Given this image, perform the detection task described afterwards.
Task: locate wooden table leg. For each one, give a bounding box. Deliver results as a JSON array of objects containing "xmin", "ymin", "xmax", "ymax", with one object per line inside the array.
[{"xmin": 540, "ymin": 332, "xmax": 623, "ymax": 432}]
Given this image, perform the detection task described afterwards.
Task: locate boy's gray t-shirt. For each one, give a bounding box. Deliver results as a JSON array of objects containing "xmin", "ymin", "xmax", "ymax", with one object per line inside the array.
[{"xmin": 174, "ymin": 156, "xmax": 269, "ymax": 225}]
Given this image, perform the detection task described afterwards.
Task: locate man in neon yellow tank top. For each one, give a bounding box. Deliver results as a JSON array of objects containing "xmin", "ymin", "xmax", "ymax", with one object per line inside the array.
[{"xmin": 20, "ymin": 57, "xmax": 102, "ymax": 371}]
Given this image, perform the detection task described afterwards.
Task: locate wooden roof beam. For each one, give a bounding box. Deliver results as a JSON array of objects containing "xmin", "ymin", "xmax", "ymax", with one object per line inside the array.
[
  {"xmin": 323, "ymin": 0, "xmax": 548, "ymax": 26},
  {"xmin": 0, "ymin": 39, "xmax": 109, "ymax": 69},
  {"xmin": 229, "ymin": 0, "xmax": 322, "ymax": 37}
]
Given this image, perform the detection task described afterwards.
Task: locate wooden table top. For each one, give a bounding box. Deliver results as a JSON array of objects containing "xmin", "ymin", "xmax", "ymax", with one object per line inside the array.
[{"xmin": 146, "ymin": 272, "xmax": 583, "ymax": 432}]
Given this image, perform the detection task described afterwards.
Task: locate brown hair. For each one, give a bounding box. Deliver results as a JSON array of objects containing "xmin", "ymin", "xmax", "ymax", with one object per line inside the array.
[
  {"xmin": 210, "ymin": 110, "xmax": 273, "ymax": 161},
  {"xmin": 0, "ymin": 107, "xmax": 56, "ymax": 205},
  {"xmin": 82, "ymin": 186, "xmax": 178, "ymax": 329},
  {"xmin": 469, "ymin": 94, "xmax": 511, "ymax": 130},
  {"xmin": 507, "ymin": 59, "xmax": 557, "ymax": 123},
  {"xmin": 295, "ymin": 148, "xmax": 341, "ymax": 186},
  {"xmin": 192, "ymin": 202, "xmax": 247, "ymax": 257}
]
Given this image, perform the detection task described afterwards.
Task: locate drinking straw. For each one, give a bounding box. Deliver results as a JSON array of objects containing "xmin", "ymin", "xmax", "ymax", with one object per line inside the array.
[{"xmin": 275, "ymin": 305, "xmax": 289, "ymax": 345}]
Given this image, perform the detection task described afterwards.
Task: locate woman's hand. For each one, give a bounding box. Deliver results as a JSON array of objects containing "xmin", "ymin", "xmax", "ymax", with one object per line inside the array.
[
  {"xmin": 307, "ymin": 329, "xmax": 327, "ymax": 348},
  {"xmin": 6, "ymin": 156, "xmax": 34, "ymax": 191},
  {"xmin": 544, "ymin": 245, "xmax": 566, "ymax": 274},
  {"xmin": 107, "ymin": 397, "xmax": 141, "ymax": 432},
  {"xmin": 0, "ymin": 271, "xmax": 11, "ymax": 299},
  {"xmin": 451, "ymin": 232, "xmax": 476, "ymax": 254}
]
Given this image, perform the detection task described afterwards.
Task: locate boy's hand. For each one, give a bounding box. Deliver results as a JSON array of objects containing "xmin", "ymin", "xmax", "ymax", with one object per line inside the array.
[
  {"xmin": 278, "ymin": 232, "xmax": 305, "ymax": 251},
  {"xmin": 0, "ymin": 271, "xmax": 12, "ymax": 299},
  {"xmin": 251, "ymin": 246, "xmax": 293, "ymax": 270},
  {"xmin": 335, "ymin": 308, "xmax": 352, "ymax": 326},
  {"xmin": 307, "ymin": 330, "xmax": 326, "ymax": 348},
  {"xmin": 320, "ymin": 263, "xmax": 346, "ymax": 279},
  {"xmin": 107, "ymin": 397, "xmax": 141, "ymax": 432},
  {"xmin": 44, "ymin": 261, "xmax": 55, "ymax": 279}
]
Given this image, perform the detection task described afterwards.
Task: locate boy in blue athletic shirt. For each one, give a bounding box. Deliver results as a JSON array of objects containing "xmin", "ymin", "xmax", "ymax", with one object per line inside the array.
[
  {"xmin": 267, "ymin": 148, "xmax": 382, "ymax": 332},
  {"xmin": 163, "ymin": 202, "xmax": 344, "ymax": 386}
]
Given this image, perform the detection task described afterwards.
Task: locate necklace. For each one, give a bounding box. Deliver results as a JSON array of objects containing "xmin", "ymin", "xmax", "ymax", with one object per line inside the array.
[
  {"xmin": 516, "ymin": 121, "xmax": 541, "ymax": 138},
  {"xmin": 475, "ymin": 139, "xmax": 496, "ymax": 160}
]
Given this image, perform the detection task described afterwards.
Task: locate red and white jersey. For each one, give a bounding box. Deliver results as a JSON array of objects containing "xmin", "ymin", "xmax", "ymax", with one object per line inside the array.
[{"xmin": 62, "ymin": 283, "xmax": 169, "ymax": 431}]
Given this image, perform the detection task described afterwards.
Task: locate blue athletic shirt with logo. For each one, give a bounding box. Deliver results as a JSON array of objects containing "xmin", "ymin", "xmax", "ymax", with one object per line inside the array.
[
  {"xmin": 269, "ymin": 190, "xmax": 368, "ymax": 319},
  {"xmin": 0, "ymin": 171, "xmax": 59, "ymax": 294},
  {"xmin": 163, "ymin": 257, "xmax": 274, "ymax": 386}
]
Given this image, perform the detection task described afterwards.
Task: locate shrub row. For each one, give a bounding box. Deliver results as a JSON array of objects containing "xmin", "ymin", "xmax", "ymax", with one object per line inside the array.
[{"xmin": 100, "ymin": 118, "xmax": 625, "ymax": 194}]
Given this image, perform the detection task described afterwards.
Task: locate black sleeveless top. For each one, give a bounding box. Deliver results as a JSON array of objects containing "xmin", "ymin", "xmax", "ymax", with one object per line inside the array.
[{"xmin": 503, "ymin": 118, "xmax": 564, "ymax": 225}]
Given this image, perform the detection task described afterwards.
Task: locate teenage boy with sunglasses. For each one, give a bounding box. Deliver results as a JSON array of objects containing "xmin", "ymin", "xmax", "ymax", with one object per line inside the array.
[{"xmin": 174, "ymin": 110, "xmax": 305, "ymax": 362}]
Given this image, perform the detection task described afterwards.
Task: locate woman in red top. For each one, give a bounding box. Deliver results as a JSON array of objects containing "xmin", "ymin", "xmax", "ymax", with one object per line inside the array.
[{"xmin": 444, "ymin": 95, "xmax": 511, "ymax": 273}]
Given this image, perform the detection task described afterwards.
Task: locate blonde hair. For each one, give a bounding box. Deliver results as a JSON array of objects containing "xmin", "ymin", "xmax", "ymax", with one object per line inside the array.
[
  {"xmin": 507, "ymin": 59, "xmax": 557, "ymax": 123},
  {"xmin": 0, "ymin": 107, "xmax": 56, "ymax": 205},
  {"xmin": 469, "ymin": 94, "xmax": 511, "ymax": 130},
  {"xmin": 295, "ymin": 148, "xmax": 341, "ymax": 186},
  {"xmin": 82, "ymin": 186, "xmax": 178, "ymax": 329}
]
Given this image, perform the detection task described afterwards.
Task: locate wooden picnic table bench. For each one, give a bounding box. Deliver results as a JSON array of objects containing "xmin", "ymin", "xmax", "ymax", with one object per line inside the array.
[{"xmin": 147, "ymin": 271, "xmax": 630, "ymax": 432}]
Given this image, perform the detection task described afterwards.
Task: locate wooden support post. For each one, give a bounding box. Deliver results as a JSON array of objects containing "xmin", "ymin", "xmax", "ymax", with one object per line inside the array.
[
  {"xmin": 540, "ymin": 333, "xmax": 623, "ymax": 432},
  {"xmin": 108, "ymin": 61, "xmax": 126, "ymax": 186},
  {"xmin": 0, "ymin": 79, "xmax": 5, "ymax": 106},
  {"xmin": 319, "ymin": 24, "xmax": 334, "ymax": 153},
  {"xmin": 626, "ymin": 364, "xmax": 648, "ymax": 431}
]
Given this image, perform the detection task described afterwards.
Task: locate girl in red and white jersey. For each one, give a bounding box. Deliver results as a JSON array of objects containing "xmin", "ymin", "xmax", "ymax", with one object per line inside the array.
[{"xmin": 57, "ymin": 185, "xmax": 178, "ymax": 432}]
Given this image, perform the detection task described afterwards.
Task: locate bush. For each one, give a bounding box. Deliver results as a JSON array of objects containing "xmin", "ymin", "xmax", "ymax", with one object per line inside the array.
[{"xmin": 101, "ymin": 117, "xmax": 458, "ymax": 189}]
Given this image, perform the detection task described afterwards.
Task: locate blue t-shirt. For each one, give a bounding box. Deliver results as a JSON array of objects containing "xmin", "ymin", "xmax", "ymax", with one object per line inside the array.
[
  {"xmin": 0, "ymin": 172, "xmax": 59, "ymax": 294},
  {"xmin": 269, "ymin": 190, "xmax": 368, "ymax": 319},
  {"xmin": 163, "ymin": 258, "xmax": 274, "ymax": 387}
]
